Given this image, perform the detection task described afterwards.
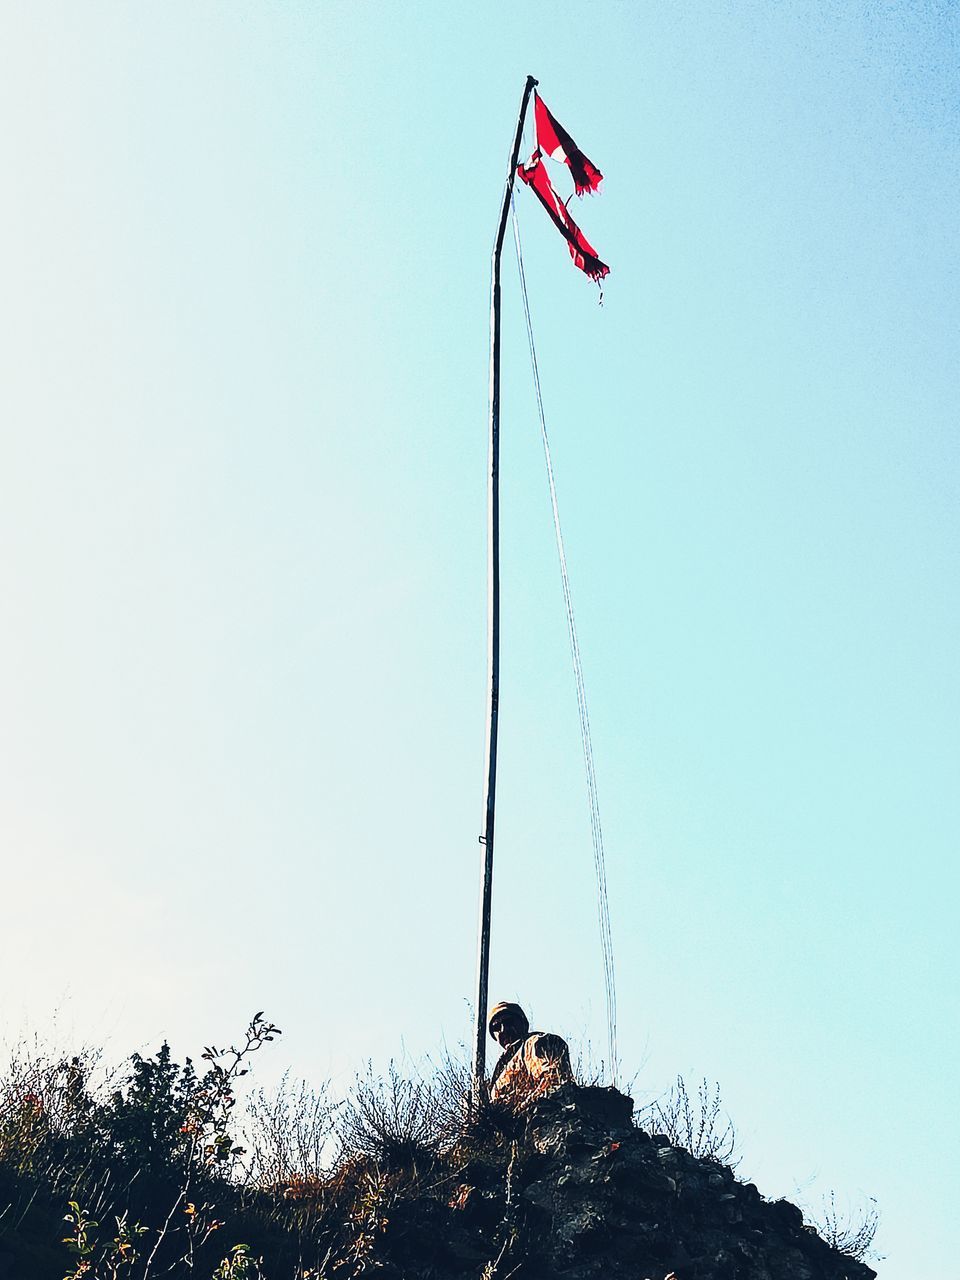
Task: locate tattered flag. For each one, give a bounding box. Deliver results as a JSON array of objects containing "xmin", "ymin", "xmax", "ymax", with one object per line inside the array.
[
  {"xmin": 534, "ymin": 93, "xmax": 604, "ymax": 197},
  {"xmin": 516, "ymin": 150, "xmax": 609, "ymax": 283}
]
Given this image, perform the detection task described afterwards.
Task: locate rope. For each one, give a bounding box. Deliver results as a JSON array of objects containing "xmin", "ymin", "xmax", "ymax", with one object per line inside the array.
[{"xmin": 510, "ymin": 196, "xmax": 618, "ymax": 1081}]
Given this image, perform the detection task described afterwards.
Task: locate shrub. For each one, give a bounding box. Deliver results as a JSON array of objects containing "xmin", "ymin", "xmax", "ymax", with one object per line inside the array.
[
  {"xmin": 809, "ymin": 1190, "xmax": 880, "ymax": 1262},
  {"xmin": 640, "ymin": 1075, "xmax": 739, "ymax": 1166},
  {"xmin": 243, "ymin": 1072, "xmax": 338, "ymax": 1187},
  {"xmin": 0, "ymin": 1046, "xmax": 101, "ymax": 1175},
  {"xmin": 336, "ymin": 1061, "xmax": 444, "ymax": 1169},
  {"xmin": 0, "ymin": 1015, "xmax": 284, "ymax": 1280}
]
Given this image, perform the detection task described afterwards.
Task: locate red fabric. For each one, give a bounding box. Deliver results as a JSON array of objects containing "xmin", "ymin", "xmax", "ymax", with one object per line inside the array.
[
  {"xmin": 535, "ymin": 94, "xmax": 603, "ymax": 197},
  {"xmin": 516, "ymin": 151, "xmax": 609, "ymax": 283}
]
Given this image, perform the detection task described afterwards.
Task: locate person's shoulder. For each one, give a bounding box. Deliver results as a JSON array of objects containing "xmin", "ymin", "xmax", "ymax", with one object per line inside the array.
[{"xmin": 528, "ymin": 1031, "xmax": 569, "ymax": 1050}]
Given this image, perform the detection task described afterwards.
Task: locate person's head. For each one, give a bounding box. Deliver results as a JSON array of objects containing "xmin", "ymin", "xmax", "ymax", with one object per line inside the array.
[{"xmin": 488, "ymin": 1001, "xmax": 529, "ymax": 1049}]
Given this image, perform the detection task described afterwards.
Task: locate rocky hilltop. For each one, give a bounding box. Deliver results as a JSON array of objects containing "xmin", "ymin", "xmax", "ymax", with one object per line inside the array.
[
  {"xmin": 361, "ymin": 1084, "xmax": 876, "ymax": 1280},
  {"xmin": 0, "ymin": 1047, "xmax": 879, "ymax": 1279}
]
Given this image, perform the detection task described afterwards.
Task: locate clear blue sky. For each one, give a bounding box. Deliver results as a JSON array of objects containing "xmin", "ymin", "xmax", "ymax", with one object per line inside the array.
[{"xmin": 1, "ymin": 3, "xmax": 957, "ymax": 1273}]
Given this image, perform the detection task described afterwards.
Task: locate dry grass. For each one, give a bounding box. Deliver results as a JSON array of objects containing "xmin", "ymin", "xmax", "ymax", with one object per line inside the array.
[
  {"xmin": 1, "ymin": 1028, "xmax": 878, "ymax": 1279},
  {"xmin": 242, "ymin": 1073, "xmax": 338, "ymax": 1188},
  {"xmin": 808, "ymin": 1190, "xmax": 881, "ymax": 1262},
  {"xmin": 638, "ymin": 1075, "xmax": 740, "ymax": 1166}
]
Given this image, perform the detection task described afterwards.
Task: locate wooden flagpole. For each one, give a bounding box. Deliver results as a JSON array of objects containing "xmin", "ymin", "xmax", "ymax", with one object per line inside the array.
[{"xmin": 472, "ymin": 73, "xmax": 538, "ymax": 1099}]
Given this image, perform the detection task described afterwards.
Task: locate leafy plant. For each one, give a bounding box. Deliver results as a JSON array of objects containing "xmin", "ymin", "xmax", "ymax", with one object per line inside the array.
[
  {"xmin": 198, "ymin": 1013, "xmax": 281, "ymax": 1172},
  {"xmin": 1, "ymin": 1016, "xmax": 285, "ymax": 1280},
  {"xmin": 212, "ymin": 1242, "xmax": 263, "ymax": 1279},
  {"xmin": 62, "ymin": 1200, "xmax": 148, "ymax": 1280}
]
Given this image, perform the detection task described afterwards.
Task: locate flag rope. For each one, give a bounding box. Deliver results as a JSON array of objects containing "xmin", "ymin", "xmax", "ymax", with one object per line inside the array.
[{"xmin": 510, "ymin": 196, "xmax": 618, "ymax": 1082}]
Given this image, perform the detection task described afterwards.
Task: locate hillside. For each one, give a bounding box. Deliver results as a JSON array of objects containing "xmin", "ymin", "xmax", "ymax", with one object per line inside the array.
[
  {"xmin": 0, "ymin": 1034, "xmax": 877, "ymax": 1280},
  {"xmin": 330, "ymin": 1083, "xmax": 877, "ymax": 1280}
]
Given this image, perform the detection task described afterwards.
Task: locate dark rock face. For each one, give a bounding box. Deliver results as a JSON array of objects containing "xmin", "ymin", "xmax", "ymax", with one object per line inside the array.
[{"xmin": 437, "ymin": 1085, "xmax": 877, "ymax": 1280}]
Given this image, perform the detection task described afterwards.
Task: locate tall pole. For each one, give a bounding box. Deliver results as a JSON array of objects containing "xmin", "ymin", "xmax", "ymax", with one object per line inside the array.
[{"xmin": 473, "ymin": 74, "xmax": 538, "ymax": 1099}]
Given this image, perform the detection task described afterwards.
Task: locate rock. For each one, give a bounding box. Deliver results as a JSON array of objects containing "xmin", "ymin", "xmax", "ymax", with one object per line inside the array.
[{"xmin": 339, "ymin": 1085, "xmax": 877, "ymax": 1280}]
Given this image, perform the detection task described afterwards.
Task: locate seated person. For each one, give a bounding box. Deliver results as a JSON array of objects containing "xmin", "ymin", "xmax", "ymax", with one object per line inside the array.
[{"xmin": 488, "ymin": 1001, "xmax": 574, "ymax": 1107}]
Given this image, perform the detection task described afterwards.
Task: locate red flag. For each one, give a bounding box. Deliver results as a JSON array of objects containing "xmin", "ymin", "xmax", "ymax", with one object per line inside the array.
[
  {"xmin": 534, "ymin": 93, "xmax": 603, "ymax": 197},
  {"xmin": 516, "ymin": 151, "xmax": 609, "ymax": 283}
]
